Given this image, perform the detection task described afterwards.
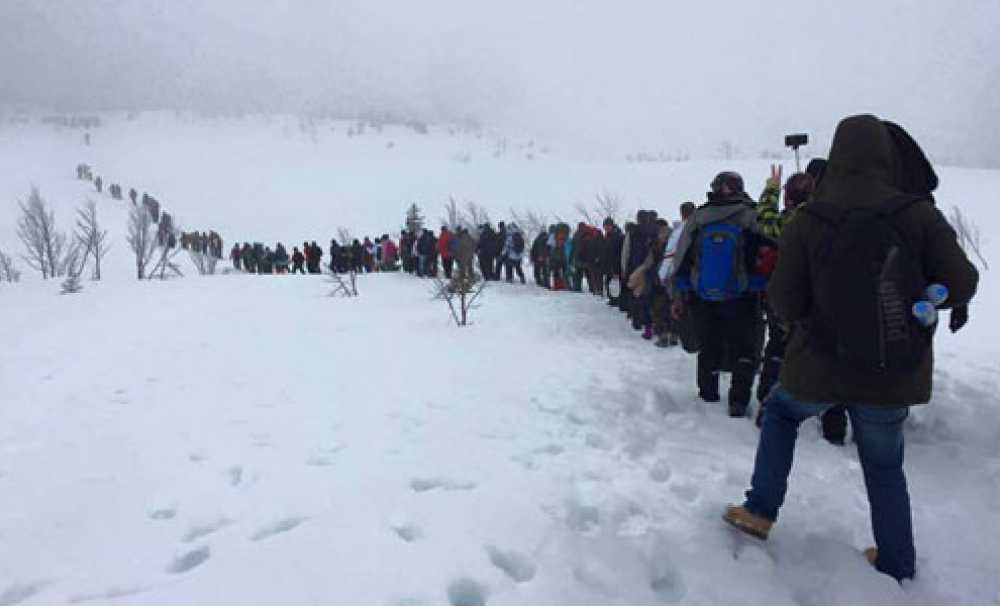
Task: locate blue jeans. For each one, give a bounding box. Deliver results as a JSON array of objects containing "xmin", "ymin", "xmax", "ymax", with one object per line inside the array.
[{"xmin": 744, "ymin": 385, "xmax": 915, "ymax": 581}]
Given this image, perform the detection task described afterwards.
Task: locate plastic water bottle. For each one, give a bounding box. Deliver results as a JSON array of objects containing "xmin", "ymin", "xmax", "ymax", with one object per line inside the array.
[
  {"xmin": 912, "ymin": 284, "xmax": 949, "ymax": 327},
  {"xmin": 925, "ymin": 283, "xmax": 949, "ymax": 307},
  {"xmin": 912, "ymin": 301, "xmax": 938, "ymax": 327}
]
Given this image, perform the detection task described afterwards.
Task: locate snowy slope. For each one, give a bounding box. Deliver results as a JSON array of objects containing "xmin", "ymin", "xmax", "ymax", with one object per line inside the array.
[{"xmin": 0, "ymin": 114, "xmax": 997, "ymax": 606}]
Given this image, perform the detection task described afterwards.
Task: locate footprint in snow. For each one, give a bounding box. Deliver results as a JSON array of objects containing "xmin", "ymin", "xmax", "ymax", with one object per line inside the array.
[
  {"xmin": 534, "ymin": 444, "xmax": 565, "ymax": 456},
  {"xmin": 149, "ymin": 507, "xmax": 177, "ymax": 521},
  {"xmin": 391, "ymin": 523, "xmax": 424, "ymax": 543},
  {"xmin": 0, "ymin": 582, "xmax": 46, "ymax": 606},
  {"xmin": 68, "ymin": 586, "xmax": 148, "ymax": 604},
  {"xmin": 648, "ymin": 459, "xmax": 672, "ymax": 483},
  {"xmin": 446, "ymin": 578, "xmax": 488, "ymax": 606},
  {"xmin": 409, "ymin": 478, "xmax": 476, "ymax": 493},
  {"xmin": 669, "ymin": 481, "xmax": 700, "ymax": 504},
  {"xmin": 167, "ymin": 546, "xmax": 210, "ymax": 574},
  {"xmin": 250, "ymin": 517, "xmax": 308, "ymax": 541},
  {"xmin": 182, "ymin": 518, "xmax": 232, "ymax": 543},
  {"xmin": 225, "ymin": 466, "xmax": 243, "ymax": 486},
  {"xmin": 485, "ymin": 546, "xmax": 536, "ymax": 583}
]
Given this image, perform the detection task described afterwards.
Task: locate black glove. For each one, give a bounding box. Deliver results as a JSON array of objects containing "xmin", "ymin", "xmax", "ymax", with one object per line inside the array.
[{"xmin": 949, "ymin": 304, "xmax": 969, "ymax": 333}]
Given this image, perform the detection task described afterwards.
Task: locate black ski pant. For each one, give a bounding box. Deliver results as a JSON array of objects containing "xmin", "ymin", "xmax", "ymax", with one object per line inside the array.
[
  {"xmin": 479, "ymin": 254, "xmax": 495, "ymax": 280},
  {"xmin": 504, "ymin": 259, "xmax": 526, "ymax": 283},
  {"xmin": 694, "ymin": 295, "xmax": 761, "ymax": 410},
  {"xmin": 292, "ymin": 263, "xmax": 305, "ymax": 274},
  {"xmin": 618, "ymin": 286, "xmax": 632, "ymax": 313},
  {"xmin": 495, "ymin": 255, "xmax": 506, "ymax": 279},
  {"xmin": 534, "ymin": 261, "xmax": 549, "ymax": 288},
  {"xmin": 442, "ymin": 257, "xmax": 454, "ymax": 279}
]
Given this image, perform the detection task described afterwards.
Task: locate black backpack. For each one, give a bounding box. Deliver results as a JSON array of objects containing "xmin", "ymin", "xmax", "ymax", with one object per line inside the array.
[{"xmin": 802, "ymin": 195, "xmax": 930, "ymax": 371}]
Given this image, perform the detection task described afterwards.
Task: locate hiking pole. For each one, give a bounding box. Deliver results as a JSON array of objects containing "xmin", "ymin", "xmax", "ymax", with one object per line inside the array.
[{"xmin": 785, "ymin": 133, "xmax": 808, "ymax": 172}]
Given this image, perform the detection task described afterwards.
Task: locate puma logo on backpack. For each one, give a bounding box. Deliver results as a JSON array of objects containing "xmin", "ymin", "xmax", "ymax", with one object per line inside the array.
[{"xmin": 803, "ymin": 195, "xmax": 930, "ymax": 371}]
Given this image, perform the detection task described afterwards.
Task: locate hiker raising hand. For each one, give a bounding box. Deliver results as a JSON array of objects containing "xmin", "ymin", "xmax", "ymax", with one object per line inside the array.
[{"xmin": 766, "ymin": 164, "xmax": 783, "ymax": 189}]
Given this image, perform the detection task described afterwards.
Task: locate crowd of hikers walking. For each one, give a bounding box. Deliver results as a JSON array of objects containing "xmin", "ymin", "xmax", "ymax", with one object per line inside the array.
[
  {"xmin": 248, "ymin": 116, "xmax": 980, "ymax": 586},
  {"xmin": 75, "ymin": 163, "xmax": 225, "ymax": 257},
  {"xmin": 105, "ymin": 115, "xmax": 978, "ymax": 586}
]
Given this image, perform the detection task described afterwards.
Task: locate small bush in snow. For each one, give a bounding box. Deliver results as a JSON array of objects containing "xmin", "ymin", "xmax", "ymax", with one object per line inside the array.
[{"xmin": 434, "ymin": 268, "xmax": 485, "ymax": 327}]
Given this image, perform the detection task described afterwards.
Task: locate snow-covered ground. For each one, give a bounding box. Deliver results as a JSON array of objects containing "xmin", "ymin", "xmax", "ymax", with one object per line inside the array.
[{"xmin": 0, "ymin": 114, "xmax": 997, "ymax": 605}]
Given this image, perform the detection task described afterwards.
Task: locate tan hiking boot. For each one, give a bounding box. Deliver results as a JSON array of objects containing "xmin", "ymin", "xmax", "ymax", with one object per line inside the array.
[
  {"xmin": 723, "ymin": 505, "xmax": 772, "ymax": 540},
  {"xmin": 864, "ymin": 547, "xmax": 878, "ymax": 566}
]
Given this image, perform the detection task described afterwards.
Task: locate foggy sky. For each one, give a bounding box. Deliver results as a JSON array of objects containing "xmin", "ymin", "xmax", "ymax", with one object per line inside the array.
[{"xmin": 1, "ymin": 0, "xmax": 998, "ymax": 167}]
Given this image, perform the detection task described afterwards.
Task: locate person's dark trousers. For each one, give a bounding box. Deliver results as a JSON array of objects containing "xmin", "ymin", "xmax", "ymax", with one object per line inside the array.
[
  {"xmin": 495, "ymin": 255, "xmax": 506, "ymax": 280},
  {"xmin": 694, "ymin": 296, "xmax": 759, "ymax": 410},
  {"xmin": 292, "ymin": 264, "xmax": 305, "ymax": 275},
  {"xmin": 533, "ymin": 262, "xmax": 546, "ymax": 287},
  {"xmin": 504, "ymin": 259, "xmax": 526, "ymax": 283},
  {"xmin": 618, "ymin": 287, "xmax": 632, "ymax": 313},
  {"xmin": 442, "ymin": 257, "xmax": 454, "ymax": 279},
  {"xmin": 821, "ymin": 405, "xmax": 849, "ymax": 444},
  {"xmin": 479, "ymin": 254, "xmax": 494, "ymax": 280},
  {"xmin": 630, "ymin": 290, "xmax": 651, "ymax": 330},
  {"xmin": 605, "ymin": 273, "xmax": 619, "ymax": 304},
  {"xmin": 588, "ymin": 269, "xmax": 603, "ymax": 295},
  {"xmin": 569, "ymin": 266, "xmax": 583, "ymax": 291},
  {"xmin": 757, "ymin": 303, "xmax": 787, "ymax": 404},
  {"xmin": 744, "ymin": 386, "xmax": 914, "ymax": 582}
]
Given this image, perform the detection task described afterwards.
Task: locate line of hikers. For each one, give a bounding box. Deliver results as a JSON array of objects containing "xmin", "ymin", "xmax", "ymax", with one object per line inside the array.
[
  {"xmin": 75, "ymin": 163, "xmax": 186, "ymax": 251},
  {"xmin": 229, "ymin": 237, "xmax": 405, "ymax": 275},
  {"xmin": 320, "ymin": 115, "xmax": 978, "ymax": 587}
]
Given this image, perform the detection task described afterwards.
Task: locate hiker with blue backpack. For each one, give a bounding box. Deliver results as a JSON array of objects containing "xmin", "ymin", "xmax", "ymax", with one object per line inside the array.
[
  {"xmin": 670, "ymin": 172, "xmax": 770, "ymax": 418},
  {"xmin": 723, "ymin": 115, "xmax": 979, "ymax": 583}
]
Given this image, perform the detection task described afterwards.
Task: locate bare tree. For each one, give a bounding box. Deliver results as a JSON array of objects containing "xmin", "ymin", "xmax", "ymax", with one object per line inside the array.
[
  {"xmin": 432, "ymin": 265, "xmax": 486, "ymax": 327},
  {"xmin": 149, "ymin": 244, "xmax": 184, "ymax": 280},
  {"xmin": 594, "ymin": 191, "xmax": 623, "ymax": 224},
  {"xmin": 948, "ymin": 206, "xmax": 989, "ymax": 270},
  {"xmin": 574, "ymin": 191, "xmax": 623, "ymax": 226},
  {"xmin": 74, "ymin": 200, "xmax": 110, "ymax": 280},
  {"xmin": 461, "ymin": 201, "xmax": 492, "ymax": 230},
  {"xmin": 441, "ymin": 197, "xmax": 462, "ymax": 230},
  {"xmin": 509, "ymin": 208, "xmax": 548, "ymax": 243},
  {"xmin": 59, "ymin": 239, "xmax": 88, "ymax": 294},
  {"xmin": 572, "ymin": 202, "xmax": 598, "ymax": 226},
  {"xmin": 16, "ymin": 187, "xmax": 66, "ymax": 279},
  {"xmin": 188, "ymin": 250, "xmax": 219, "ymax": 275},
  {"xmin": 328, "ymin": 270, "xmax": 358, "ymax": 297},
  {"xmin": 337, "ymin": 226, "xmax": 354, "ymax": 245},
  {"xmin": 0, "ymin": 250, "xmax": 21, "ymax": 282},
  {"xmin": 127, "ymin": 205, "xmax": 157, "ymax": 280}
]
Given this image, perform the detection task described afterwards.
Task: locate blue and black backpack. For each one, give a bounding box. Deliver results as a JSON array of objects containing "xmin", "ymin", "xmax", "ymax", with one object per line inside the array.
[{"xmin": 690, "ymin": 221, "xmax": 749, "ymax": 301}]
